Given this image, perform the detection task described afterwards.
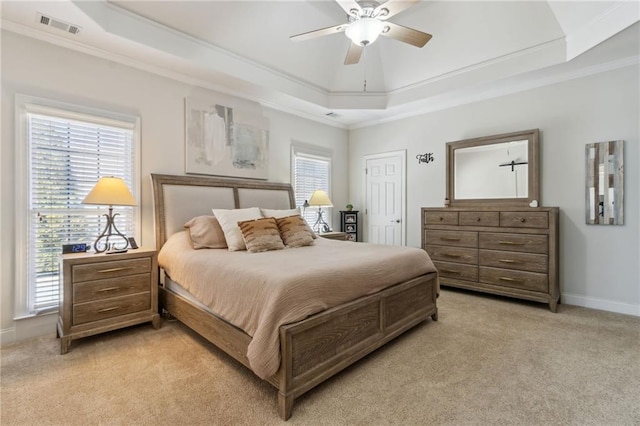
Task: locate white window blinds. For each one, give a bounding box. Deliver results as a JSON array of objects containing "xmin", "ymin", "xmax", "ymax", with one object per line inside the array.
[
  {"xmin": 293, "ymin": 152, "xmax": 331, "ymax": 227},
  {"xmin": 25, "ymin": 111, "xmax": 136, "ymax": 314}
]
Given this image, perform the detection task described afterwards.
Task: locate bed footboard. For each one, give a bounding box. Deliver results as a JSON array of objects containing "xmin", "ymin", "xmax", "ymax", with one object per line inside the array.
[
  {"xmin": 159, "ymin": 272, "xmax": 437, "ymax": 420},
  {"xmin": 275, "ymin": 272, "xmax": 438, "ymax": 420}
]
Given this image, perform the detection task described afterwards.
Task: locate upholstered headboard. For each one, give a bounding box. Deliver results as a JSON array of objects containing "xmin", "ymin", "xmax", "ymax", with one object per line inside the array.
[{"xmin": 150, "ymin": 174, "xmax": 295, "ymax": 250}]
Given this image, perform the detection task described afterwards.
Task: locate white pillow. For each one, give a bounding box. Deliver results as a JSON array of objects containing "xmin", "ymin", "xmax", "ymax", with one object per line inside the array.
[
  {"xmin": 212, "ymin": 207, "xmax": 262, "ymax": 251},
  {"xmin": 260, "ymin": 208, "xmax": 300, "ymax": 218}
]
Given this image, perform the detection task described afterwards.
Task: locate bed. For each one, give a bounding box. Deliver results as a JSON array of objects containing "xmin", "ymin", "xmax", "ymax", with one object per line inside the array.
[{"xmin": 151, "ymin": 173, "xmax": 438, "ymax": 420}]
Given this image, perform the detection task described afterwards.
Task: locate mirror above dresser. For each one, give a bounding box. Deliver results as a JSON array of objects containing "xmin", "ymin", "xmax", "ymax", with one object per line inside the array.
[{"xmin": 446, "ymin": 129, "xmax": 539, "ymax": 207}]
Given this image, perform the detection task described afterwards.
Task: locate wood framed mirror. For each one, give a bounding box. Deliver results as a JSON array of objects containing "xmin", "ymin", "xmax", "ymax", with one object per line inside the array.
[{"xmin": 446, "ymin": 129, "xmax": 540, "ymax": 207}]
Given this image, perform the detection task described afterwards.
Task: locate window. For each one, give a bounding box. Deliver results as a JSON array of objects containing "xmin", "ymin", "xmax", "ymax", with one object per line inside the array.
[
  {"xmin": 15, "ymin": 96, "xmax": 140, "ymax": 317},
  {"xmin": 291, "ymin": 144, "xmax": 332, "ymax": 229}
]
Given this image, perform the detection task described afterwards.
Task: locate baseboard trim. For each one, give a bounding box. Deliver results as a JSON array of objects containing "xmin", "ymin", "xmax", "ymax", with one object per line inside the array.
[
  {"xmin": 0, "ymin": 327, "xmax": 17, "ymax": 346},
  {"xmin": 562, "ymin": 293, "xmax": 640, "ymax": 317}
]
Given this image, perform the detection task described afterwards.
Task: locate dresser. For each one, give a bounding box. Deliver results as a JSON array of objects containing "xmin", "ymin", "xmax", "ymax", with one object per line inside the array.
[
  {"xmin": 57, "ymin": 248, "xmax": 160, "ymax": 354},
  {"xmin": 422, "ymin": 207, "xmax": 559, "ymax": 312}
]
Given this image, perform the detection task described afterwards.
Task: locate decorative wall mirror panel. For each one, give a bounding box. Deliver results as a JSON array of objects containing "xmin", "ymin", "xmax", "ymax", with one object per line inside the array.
[
  {"xmin": 585, "ymin": 140, "xmax": 624, "ymax": 225},
  {"xmin": 446, "ymin": 129, "xmax": 540, "ymax": 207}
]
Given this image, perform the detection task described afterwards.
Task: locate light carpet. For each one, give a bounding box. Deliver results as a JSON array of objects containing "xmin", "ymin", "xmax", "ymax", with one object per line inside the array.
[{"xmin": 2, "ymin": 289, "xmax": 639, "ymax": 425}]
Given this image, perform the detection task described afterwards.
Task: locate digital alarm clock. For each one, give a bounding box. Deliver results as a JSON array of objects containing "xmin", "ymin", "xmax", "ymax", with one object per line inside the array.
[{"xmin": 62, "ymin": 243, "xmax": 89, "ymax": 254}]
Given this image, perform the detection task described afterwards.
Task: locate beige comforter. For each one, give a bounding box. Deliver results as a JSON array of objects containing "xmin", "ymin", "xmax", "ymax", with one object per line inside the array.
[{"xmin": 158, "ymin": 231, "xmax": 436, "ymax": 379}]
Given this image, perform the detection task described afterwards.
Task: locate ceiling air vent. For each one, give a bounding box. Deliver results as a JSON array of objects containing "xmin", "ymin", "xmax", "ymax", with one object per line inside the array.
[{"xmin": 37, "ymin": 13, "xmax": 81, "ymax": 35}]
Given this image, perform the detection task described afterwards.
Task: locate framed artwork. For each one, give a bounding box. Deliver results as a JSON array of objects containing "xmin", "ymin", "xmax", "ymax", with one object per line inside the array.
[
  {"xmin": 346, "ymin": 234, "xmax": 356, "ymax": 241},
  {"xmin": 185, "ymin": 97, "xmax": 269, "ymax": 179},
  {"xmin": 346, "ymin": 224, "xmax": 356, "ymax": 233},
  {"xmin": 345, "ymin": 214, "xmax": 356, "ymax": 223},
  {"xmin": 585, "ymin": 140, "xmax": 623, "ymax": 225}
]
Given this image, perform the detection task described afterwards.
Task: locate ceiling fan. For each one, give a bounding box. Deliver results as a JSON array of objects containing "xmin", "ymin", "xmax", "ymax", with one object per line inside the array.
[{"xmin": 290, "ymin": 0, "xmax": 432, "ymax": 65}]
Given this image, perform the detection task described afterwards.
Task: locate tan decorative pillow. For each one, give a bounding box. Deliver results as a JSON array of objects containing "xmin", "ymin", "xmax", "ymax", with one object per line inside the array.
[
  {"xmin": 212, "ymin": 207, "xmax": 262, "ymax": 251},
  {"xmin": 276, "ymin": 215, "xmax": 315, "ymax": 248},
  {"xmin": 238, "ymin": 217, "xmax": 285, "ymax": 253},
  {"xmin": 261, "ymin": 207, "xmax": 317, "ymax": 239},
  {"xmin": 183, "ymin": 216, "xmax": 227, "ymax": 249}
]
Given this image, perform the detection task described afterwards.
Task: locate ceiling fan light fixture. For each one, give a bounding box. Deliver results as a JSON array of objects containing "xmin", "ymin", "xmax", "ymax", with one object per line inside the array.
[{"xmin": 345, "ymin": 18, "xmax": 384, "ymax": 46}]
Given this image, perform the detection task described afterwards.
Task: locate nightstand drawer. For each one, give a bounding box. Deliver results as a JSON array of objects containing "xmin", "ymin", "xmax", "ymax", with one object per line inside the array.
[
  {"xmin": 72, "ymin": 258, "xmax": 151, "ymax": 282},
  {"xmin": 73, "ymin": 273, "xmax": 151, "ymax": 303},
  {"xmin": 73, "ymin": 293, "xmax": 151, "ymax": 325}
]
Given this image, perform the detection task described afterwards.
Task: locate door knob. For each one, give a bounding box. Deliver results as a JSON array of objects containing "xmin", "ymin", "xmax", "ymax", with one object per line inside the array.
[{"xmin": 391, "ymin": 219, "xmax": 401, "ymax": 223}]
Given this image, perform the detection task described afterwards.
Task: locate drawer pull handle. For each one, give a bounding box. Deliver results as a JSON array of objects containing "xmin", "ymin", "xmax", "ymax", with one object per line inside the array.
[
  {"xmin": 498, "ymin": 259, "xmax": 521, "ymax": 264},
  {"xmin": 97, "ymin": 306, "xmax": 119, "ymax": 313},
  {"xmin": 440, "ymin": 237, "xmax": 461, "ymax": 242},
  {"xmin": 97, "ymin": 287, "xmax": 120, "ymax": 293},
  {"xmin": 476, "ymin": 217, "xmax": 481, "ymax": 222},
  {"xmin": 440, "ymin": 269, "xmax": 461, "ymax": 275},
  {"xmin": 499, "ymin": 277, "xmax": 524, "ymax": 283},
  {"xmin": 97, "ymin": 267, "xmax": 132, "ymax": 274},
  {"xmin": 443, "ymin": 254, "xmax": 462, "ymax": 258},
  {"xmin": 499, "ymin": 241, "xmax": 526, "ymax": 246},
  {"xmin": 519, "ymin": 218, "xmax": 526, "ymax": 223}
]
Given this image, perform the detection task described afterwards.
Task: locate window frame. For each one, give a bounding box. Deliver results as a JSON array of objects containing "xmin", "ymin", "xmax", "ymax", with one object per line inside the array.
[
  {"xmin": 14, "ymin": 95, "xmax": 141, "ymax": 319},
  {"xmin": 291, "ymin": 142, "xmax": 333, "ymax": 230}
]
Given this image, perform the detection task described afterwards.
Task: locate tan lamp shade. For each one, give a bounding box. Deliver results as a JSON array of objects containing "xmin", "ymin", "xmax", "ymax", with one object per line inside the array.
[
  {"xmin": 82, "ymin": 177, "xmax": 137, "ymax": 206},
  {"xmin": 308, "ymin": 190, "xmax": 333, "ymax": 207}
]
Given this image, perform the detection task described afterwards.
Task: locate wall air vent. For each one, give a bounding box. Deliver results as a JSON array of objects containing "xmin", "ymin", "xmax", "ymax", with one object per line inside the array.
[{"xmin": 36, "ymin": 13, "xmax": 81, "ymax": 35}]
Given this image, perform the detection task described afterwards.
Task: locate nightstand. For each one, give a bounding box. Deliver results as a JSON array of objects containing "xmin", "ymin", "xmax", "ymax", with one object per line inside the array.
[
  {"xmin": 318, "ymin": 231, "xmax": 348, "ymax": 241},
  {"xmin": 57, "ymin": 248, "xmax": 160, "ymax": 354}
]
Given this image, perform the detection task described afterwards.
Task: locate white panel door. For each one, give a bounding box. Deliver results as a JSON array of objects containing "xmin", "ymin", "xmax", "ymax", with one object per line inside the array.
[{"xmin": 364, "ymin": 151, "xmax": 405, "ymax": 245}]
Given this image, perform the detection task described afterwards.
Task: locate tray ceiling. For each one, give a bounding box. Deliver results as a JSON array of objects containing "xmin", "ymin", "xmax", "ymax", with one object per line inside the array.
[{"xmin": 1, "ymin": 1, "xmax": 638, "ymax": 127}]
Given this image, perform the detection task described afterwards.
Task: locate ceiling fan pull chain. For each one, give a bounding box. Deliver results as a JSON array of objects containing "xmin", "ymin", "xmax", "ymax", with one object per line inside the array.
[{"xmin": 363, "ymin": 46, "xmax": 367, "ymax": 92}]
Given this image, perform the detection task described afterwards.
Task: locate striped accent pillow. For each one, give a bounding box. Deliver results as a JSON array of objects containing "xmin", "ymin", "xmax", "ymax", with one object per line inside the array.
[
  {"xmin": 276, "ymin": 215, "xmax": 315, "ymax": 248},
  {"xmin": 238, "ymin": 217, "xmax": 285, "ymax": 253}
]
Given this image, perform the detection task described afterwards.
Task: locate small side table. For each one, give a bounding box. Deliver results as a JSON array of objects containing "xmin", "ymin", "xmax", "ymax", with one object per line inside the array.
[
  {"xmin": 318, "ymin": 231, "xmax": 348, "ymax": 241},
  {"xmin": 57, "ymin": 248, "xmax": 160, "ymax": 354}
]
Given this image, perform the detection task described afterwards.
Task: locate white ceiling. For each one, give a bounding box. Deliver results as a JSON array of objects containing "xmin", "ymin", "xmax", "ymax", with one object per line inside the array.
[{"xmin": 1, "ymin": 1, "xmax": 638, "ymax": 128}]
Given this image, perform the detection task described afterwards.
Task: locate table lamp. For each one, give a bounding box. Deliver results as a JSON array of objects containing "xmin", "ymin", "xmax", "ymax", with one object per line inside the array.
[
  {"xmin": 308, "ymin": 190, "xmax": 333, "ymax": 233},
  {"xmin": 82, "ymin": 176, "xmax": 136, "ymax": 253}
]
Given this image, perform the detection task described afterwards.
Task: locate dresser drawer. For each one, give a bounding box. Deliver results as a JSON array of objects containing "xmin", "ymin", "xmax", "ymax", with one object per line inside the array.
[
  {"xmin": 459, "ymin": 211, "xmax": 499, "ymax": 227},
  {"xmin": 479, "ymin": 250, "xmax": 548, "ymax": 273},
  {"xmin": 424, "ymin": 230, "xmax": 478, "ymax": 248},
  {"xmin": 73, "ymin": 292, "xmax": 151, "ymax": 325},
  {"xmin": 424, "ymin": 211, "xmax": 458, "ymax": 225},
  {"xmin": 434, "ymin": 261, "xmax": 478, "ymax": 281},
  {"xmin": 479, "ymin": 267, "xmax": 548, "ymax": 293},
  {"xmin": 425, "ymin": 245, "xmax": 477, "ymax": 265},
  {"xmin": 479, "ymin": 233, "xmax": 548, "ymax": 254},
  {"xmin": 500, "ymin": 211, "xmax": 548, "ymax": 229},
  {"xmin": 73, "ymin": 273, "xmax": 151, "ymax": 304},
  {"xmin": 72, "ymin": 258, "xmax": 152, "ymax": 282}
]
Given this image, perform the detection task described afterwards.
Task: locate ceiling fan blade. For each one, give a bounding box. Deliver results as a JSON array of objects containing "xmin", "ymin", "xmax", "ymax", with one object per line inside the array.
[
  {"xmin": 344, "ymin": 43, "xmax": 363, "ymax": 65},
  {"xmin": 290, "ymin": 24, "xmax": 347, "ymax": 42},
  {"xmin": 335, "ymin": 0, "xmax": 362, "ymax": 17},
  {"xmin": 382, "ymin": 21, "xmax": 432, "ymax": 48},
  {"xmin": 374, "ymin": 0, "xmax": 420, "ymax": 20}
]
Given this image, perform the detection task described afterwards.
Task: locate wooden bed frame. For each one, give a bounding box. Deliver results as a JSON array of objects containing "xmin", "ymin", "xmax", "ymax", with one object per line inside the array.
[{"xmin": 151, "ymin": 173, "xmax": 438, "ymax": 420}]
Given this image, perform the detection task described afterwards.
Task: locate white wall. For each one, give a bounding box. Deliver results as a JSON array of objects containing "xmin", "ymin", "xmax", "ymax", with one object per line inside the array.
[
  {"xmin": 349, "ymin": 65, "xmax": 639, "ymax": 316},
  {"xmin": 0, "ymin": 31, "xmax": 348, "ymax": 343}
]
